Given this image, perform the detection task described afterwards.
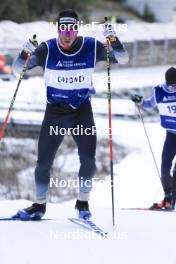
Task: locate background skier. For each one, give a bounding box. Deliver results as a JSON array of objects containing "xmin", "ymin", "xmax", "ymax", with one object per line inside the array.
[{"xmin": 132, "ymin": 67, "xmax": 176, "ymax": 210}]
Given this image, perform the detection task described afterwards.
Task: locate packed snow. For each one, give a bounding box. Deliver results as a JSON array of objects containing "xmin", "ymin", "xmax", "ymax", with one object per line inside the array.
[
  {"xmin": 1, "ymin": 114, "xmax": 175, "ymax": 264},
  {"xmin": 1, "ymin": 198, "xmax": 176, "ymax": 264}
]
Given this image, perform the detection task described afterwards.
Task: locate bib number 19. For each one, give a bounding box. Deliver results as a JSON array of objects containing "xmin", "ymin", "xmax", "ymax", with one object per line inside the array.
[{"xmin": 167, "ymin": 105, "xmax": 176, "ymax": 113}]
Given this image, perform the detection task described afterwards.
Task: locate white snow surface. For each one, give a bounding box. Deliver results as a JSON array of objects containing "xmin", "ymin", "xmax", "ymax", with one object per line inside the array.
[
  {"xmin": 0, "ymin": 199, "xmax": 176, "ymax": 264},
  {"xmin": 1, "ymin": 117, "xmax": 176, "ymax": 264}
]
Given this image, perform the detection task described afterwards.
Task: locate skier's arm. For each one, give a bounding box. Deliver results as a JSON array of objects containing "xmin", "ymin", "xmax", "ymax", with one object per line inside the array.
[
  {"xmin": 141, "ymin": 94, "xmax": 156, "ymax": 109},
  {"xmin": 96, "ymin": 21, "xmax": 129, "ymax": 64},
  {"xmin": 13, "ymin": 42, "xmax": 47, "ymax": 72},
  {"xmin": 131, "ymin": 93, "xmax": 156, "ymax": 109},
  {"xmin": 111, "ymin": 38, "xmax": 129, "ymax": 64},
  {"xmin": 96, "ymin": 39, "xmax": 129, "ymax": 64}
]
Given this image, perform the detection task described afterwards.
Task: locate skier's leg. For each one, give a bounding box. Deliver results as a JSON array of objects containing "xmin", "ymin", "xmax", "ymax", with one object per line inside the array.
[
  {"xmin": 150, "ymin": 132, "xmax": 176, "ymax": 210},
  {"xmin": 13, "ymin": 124, "xmax": 64, "ymax": 220},
  {"xmin": 170, "ymin": 134, "xmax": 176, "ymax": 201},
  {"xmin": 35, "ymin": 109, "xmax": 64, "ymax": 203},
  {"xmin": 14, "ymin": 104, "xmax": 77, "ymax": 220},
  {"xmin": 161, "ymin": 132, "xmax": 176, "ymax": 196},
  {"xmin": 155, "ymin": 131, "xmax": 176, "ymax": 209},
  {"xmin": 13, "ymin": 105, "xmax": 65, "ymax": 220},
  {"xmin": 172, "ymin": 169, "xmax": 176, "ymax": 201},
  {"xmin": 73, "ymin": 103, "xmax": 96, "ymax": 200}
]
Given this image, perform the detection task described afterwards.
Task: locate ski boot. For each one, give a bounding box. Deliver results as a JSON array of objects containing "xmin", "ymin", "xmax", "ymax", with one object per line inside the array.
[
  {"xmin": 150, "ymin": 194, "xmax": 175, "ymax": 211},
  {"xmin": 13, "ymin": 203, "xmax": 46, "ymax": 220},
  {"xmin": 75, "ymin": 200, "xmax": 91, "ymax": 219}
]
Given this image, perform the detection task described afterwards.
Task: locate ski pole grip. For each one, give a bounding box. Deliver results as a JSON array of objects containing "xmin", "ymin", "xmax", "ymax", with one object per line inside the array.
[
  {"xmin": 104, "ymin": 17, "xmax": 110, "ymax": 46},
  {"xmin": 104, "ymin": 17, "xmax": 108, "ymax": 23},
  {"xmin": 31, "ymin": 34, "xmax": 38, "ymax": 47}
]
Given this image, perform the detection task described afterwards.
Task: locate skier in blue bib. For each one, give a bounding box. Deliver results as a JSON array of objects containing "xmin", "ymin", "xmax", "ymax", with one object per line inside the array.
[
  {"xmin": 132, "ymin": 67, "xmax": 176, "ymax": 210},
  {"xmin": 14, "ymin": 9, "xmax": 129, "ymax": 220}
]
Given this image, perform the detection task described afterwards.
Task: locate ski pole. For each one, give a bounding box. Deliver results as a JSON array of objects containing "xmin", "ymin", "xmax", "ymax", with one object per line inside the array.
[
  {"xmin": 104, "ymin": 17, "xmax": 115, "ymax": 227},
  {"xmin": 0, "ymin": 35, "xmax": 37, "ymax": 141},
  {"xmin": 135, "ymin": 104, "xmax": 161, "ymax": 184}
]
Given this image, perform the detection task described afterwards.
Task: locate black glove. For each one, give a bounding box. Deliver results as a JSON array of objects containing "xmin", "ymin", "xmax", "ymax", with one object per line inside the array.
[{"xmin": 131, "ymin": 94, "xmax": 143, "ymax": 104}]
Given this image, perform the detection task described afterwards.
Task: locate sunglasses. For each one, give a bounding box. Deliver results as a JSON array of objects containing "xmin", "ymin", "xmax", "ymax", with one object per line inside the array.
[
  {"xmin": 59, "ymin": 29, "xmax": 78, "ymax": 37},
  {"xmin": 58, "ymin": 24, "xmax": 78, "ymax": 35}
]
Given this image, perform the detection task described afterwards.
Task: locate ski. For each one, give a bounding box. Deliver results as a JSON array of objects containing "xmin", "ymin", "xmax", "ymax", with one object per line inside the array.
[
  {"xmin": 68, "ymin": 217, "xmax": 108, "ymax": 238},
  {"xmin": 0, "ymin": 216, "xmax": 52, "ymax": 221},
  {"xmin": 121, "ymin": 208, "xmax": 176, "ymax": 212}
]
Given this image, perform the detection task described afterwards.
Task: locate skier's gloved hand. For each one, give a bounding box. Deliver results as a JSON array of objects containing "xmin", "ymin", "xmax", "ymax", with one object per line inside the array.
[
  {"xmin": 103, "ymin": 22, "xmax": 117, "ymax": 42},
  {"xmin": 22, "ymin": 37, "xmax": 38, "ymax": 56},
  {"xmin": 131, "ymin": 94, "xmax": 143, "ymax": 104}
]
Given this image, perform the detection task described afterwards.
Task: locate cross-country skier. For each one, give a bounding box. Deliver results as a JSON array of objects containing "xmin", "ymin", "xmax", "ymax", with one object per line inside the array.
[
  {"xmin": 131, "ymin": 67, "xmax": 176, "ymax": 210},
  {"xmin": 14, "ymin": 9, "xmax": 129, "ymax": 220}
]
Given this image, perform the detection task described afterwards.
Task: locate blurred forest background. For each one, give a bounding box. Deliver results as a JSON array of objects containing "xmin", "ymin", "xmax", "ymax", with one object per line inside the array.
[{"xmin": 0, "ymin": 0, "xmax": 125, "ymax": 22}]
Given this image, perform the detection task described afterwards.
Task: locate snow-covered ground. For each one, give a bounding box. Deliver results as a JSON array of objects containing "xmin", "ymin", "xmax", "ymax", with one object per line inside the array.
[
  {"xmin": 1, "ymin": 198, "xmax": 176, "ymax": 264},
  {"xmin": 1, "ymin": 116, "xmax": 173, "ymax": 264}
]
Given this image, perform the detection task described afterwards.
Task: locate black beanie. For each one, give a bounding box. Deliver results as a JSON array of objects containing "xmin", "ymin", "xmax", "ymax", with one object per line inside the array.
[
  {"xmin": 165, "ymin": 67, "xmax": 176, "ymax": 85},
  {"xmin": 58, "ymin": 9, "xmax": 79, "ymax": 25}
]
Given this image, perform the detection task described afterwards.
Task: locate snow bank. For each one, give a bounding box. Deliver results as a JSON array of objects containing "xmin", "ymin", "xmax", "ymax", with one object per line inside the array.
[{"xmin": 0, "ymin": 20, "xmax": 176, "ymax": 51}]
